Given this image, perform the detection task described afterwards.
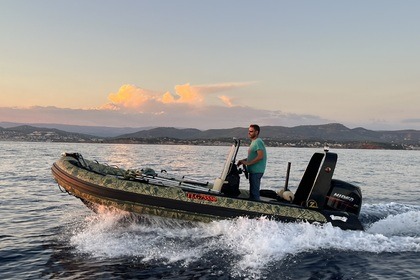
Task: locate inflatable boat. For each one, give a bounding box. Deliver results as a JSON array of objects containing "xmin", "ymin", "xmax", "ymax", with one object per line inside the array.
[{"xmin": 51, "ymin": 140, "xmax": 363, "ymax": 230}]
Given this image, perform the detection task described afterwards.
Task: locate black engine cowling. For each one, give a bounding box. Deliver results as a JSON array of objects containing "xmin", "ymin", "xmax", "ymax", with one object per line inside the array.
[{"xmin": 325, "ymin": 179, "xmax": 362, "ymax": 215}]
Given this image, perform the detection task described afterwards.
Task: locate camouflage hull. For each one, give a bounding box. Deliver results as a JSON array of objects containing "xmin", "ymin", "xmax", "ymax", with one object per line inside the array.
[{"xmin": 51, "ymin": 154, "xmax": 363, "ymax": 230}]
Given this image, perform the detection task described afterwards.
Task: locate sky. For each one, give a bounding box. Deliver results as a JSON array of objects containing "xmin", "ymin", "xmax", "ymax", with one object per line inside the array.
[{"xmin": 1, "ymin": 0, "xmax": 419, "ymax": 130}]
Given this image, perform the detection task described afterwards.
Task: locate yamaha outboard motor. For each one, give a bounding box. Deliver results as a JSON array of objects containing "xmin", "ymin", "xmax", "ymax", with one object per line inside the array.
[
  {"xmin": 294, "ymin": 151, "xmax": 363, "ymax": 217},
  {"xmin": 325, "ymin": 179, "xmax": 362, "ymax": 215}
]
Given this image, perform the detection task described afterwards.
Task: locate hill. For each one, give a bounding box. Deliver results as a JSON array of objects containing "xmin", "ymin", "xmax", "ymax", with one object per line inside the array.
[
  {"xmin": 0, "ymin": 125, "xmax": 101, "ymax": 143},
  {"xmin": 0, "ymin": 122, "xmax": 150, "ymax": 137},
  {"xmin": 1, "ymin": 123, "xmax": 419, "ymax": 149},
  {"xmin": 115, "ymin": 123, "xmax": 419, "ymax": 144}
]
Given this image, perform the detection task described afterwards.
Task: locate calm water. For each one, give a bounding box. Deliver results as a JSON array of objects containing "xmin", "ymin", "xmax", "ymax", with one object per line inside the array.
[{"xmin": 1, "ymin": 141, "xmax": 419, "ymax": 279}]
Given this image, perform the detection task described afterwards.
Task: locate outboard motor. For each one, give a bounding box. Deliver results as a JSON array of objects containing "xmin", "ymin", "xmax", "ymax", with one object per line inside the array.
[
  {"xmin": 325, "ymin": 179, "xmax": 362, "ymax": 215},
  {"xmin": 294, "ymin": 151, "xmax": 363, "ymax": 218}
]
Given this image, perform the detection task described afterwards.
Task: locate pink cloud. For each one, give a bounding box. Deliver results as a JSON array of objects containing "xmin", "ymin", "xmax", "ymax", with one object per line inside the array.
[
  {"xmin": 102, "ymin": 82, "xmax": 254, "ymax": 111},
  {"xmin": 218, "ymin": 95, "xmax": 234, "ymax": 107}
]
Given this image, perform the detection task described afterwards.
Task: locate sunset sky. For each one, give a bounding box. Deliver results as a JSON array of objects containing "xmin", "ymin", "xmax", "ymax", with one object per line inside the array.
[{"xmin": 1, "ymin": 1, "xmax": 419, "ymax": 130}]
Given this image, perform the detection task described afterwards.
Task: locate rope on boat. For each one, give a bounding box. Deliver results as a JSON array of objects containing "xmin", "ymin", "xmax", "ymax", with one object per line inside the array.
[
  {"xmin": 56, "ymin": 183, "xmax": 73, "ymax": 197},
  {"xmin": 121, "ymin": 167, "xmax": 216, "ymax": 192},
  {"xmin": 65, "ymin": 153, "xmax": 215, "ymax": 193},
  {"xmin": 57, "ymin": 183, "xmax": 66, "ymax": 193}
]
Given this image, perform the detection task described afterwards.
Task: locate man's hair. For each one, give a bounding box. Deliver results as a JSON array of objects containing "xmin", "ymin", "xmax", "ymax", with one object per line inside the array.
[{"xmin": 250, "ymin": 124, "xmax": 260, "ymax": 134}]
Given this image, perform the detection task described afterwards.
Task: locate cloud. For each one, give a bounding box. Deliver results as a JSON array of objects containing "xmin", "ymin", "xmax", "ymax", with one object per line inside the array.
[
  {"xmin": 402, "ymin": 118, "xmax": 420, "ymax": 124},
  {"xmin": 107, "ymin": 85, "xmax": 156, "ymax": 108},
  {"xmin": 1, "ymin": 104, "xmax": 418, "ymax": 130},
  {"xmin": 100, "ymin": 84, "xmax": 203, "ymax": 110},
  {"xmin": 0, "ymin": 105, "xmax": 331, "ymax": 129},
  {"xmin": 192, "ymin": 82, "xmax": 256, "ymax": 94},
  {"xmin": 218, "ymin": 95, "xmax": 234, "ymax": 107},
  {"xmin": 1, "ymin": 82, "xmax": 418, "ymax": 130},
  {"xmin": 103, "ymin": 84, "xmax": 161, "ymax": 111},
  {"xmin": 170, "ymin": 83, "xmax": 204, "ymax": 104},
  {"xmin": 102, "ymin": 82, "xmax": 254, "ymax": 111}
]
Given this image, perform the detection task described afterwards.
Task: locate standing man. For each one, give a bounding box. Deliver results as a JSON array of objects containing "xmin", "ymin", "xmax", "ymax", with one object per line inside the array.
[{"xmin": 237, "ymin": 124, "xmax": 267, "ymax": 200}]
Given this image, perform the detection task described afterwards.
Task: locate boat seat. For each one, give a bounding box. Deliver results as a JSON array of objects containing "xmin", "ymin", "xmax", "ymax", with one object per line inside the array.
[{"xmin": 293, "ymin": 152, "xmax": 324, "ymax": 206}]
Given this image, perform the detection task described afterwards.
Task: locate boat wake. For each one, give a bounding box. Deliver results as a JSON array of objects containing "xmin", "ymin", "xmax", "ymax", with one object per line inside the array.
[
  {"xmin": 66, "ymin": 203, "xmax": 420, "ymax": 278},
  {"xmin": 363, "ymin": 202, "xmax": 420, "ymax": 237}
]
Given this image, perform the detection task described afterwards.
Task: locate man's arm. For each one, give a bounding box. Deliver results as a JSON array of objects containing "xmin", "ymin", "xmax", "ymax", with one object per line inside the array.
[{"xmin": 237, "ymin": 150, "xmax": 264, "ymax": 166}]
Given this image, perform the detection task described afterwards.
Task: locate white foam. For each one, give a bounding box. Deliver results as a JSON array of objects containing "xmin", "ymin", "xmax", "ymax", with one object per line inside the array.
[
  {"xmin": 70, "ymin": 209, "xmax": 206, "ymax": 264},
  {"xmin": 367, "ymin": 210, "xmax": 420, "ymax": 237},
  {"xmin": 68, "ymin": 208, "xmax": 420, "ymax": 277},
  {"xmin": 362, "ymin": 202, "xmax": 420, "ymax": 217}
]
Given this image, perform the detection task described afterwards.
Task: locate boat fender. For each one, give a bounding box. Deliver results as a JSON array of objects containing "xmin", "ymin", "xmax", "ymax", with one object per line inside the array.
[
  {"xmin": 212, "ymin": 178, "xmax": 225, "ymax": 192},
  {"xmin": 277, "ymin": 189, "xmax": 295, "ymax": 202}
]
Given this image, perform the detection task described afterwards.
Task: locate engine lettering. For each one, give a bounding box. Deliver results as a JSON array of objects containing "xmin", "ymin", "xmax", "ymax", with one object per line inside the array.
[
  {"xmin": 186, "ymin": 192, "xmax": 217, "ymax": 202},
  {"xmin": 333, "ymin": 193, "xmax": 354, "ymax": 202}
]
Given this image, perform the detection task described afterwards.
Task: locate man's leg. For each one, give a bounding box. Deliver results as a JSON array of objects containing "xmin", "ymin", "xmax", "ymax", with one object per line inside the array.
[{"xmin": 248, "ymin": 173, "xmax": 263, "ymax": 200}]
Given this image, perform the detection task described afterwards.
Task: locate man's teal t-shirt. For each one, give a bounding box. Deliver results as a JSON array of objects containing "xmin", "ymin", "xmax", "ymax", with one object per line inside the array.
[{"xmin": 247, "ymin": 138, "xmax": 267, "ymax": 174}]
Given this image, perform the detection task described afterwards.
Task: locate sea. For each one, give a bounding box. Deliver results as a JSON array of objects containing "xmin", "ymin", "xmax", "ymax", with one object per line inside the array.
[{"xmin": 1, "ymin": 141, "xmax": 419, "ymax": 279}]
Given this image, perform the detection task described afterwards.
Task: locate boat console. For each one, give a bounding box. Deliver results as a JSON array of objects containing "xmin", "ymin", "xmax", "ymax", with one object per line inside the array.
[{"xmin": 215, "ymin": 139, "xmax": 362, "ymax": 214}]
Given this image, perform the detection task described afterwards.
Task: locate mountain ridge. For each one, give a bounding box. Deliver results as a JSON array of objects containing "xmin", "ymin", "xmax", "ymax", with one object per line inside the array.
[
  {"xmin": 115, "ymin": 123, "xmax": 420, "ymax": 144},
  {"xmin": 0, "ymin": 122, "xmax": 152, "ymax": 137},
  {"xmin": 1, "ymin": 122, "xmax": 419, "ymax": 149}
]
